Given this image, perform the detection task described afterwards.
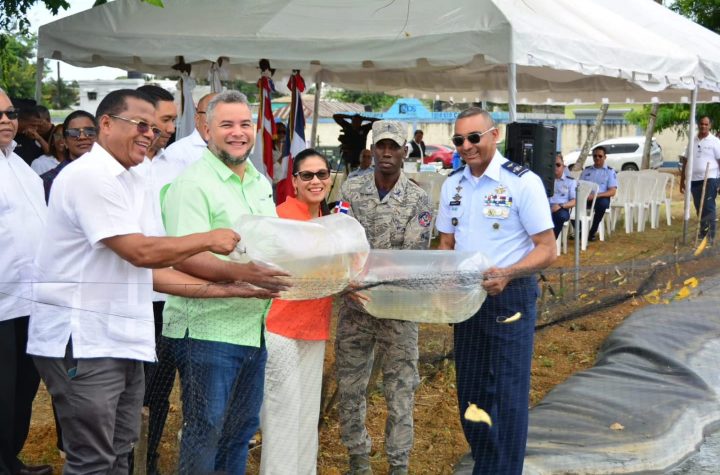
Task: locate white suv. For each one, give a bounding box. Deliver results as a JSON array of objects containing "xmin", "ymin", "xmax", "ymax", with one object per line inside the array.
[{"xmin": 564, "ymin": 137, "xmax": 664, "ymax": 171}]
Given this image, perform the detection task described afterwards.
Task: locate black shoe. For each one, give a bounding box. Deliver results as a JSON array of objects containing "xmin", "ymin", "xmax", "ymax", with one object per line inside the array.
[{"xmin": 588, "ymin": 234, "xmax": 596, "ymax": 242}]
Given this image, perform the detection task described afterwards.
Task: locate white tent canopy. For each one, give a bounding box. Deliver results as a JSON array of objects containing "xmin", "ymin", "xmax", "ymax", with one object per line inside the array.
[{"xmin": 37, "ymin": 0, "xmax": 718, "ymax": 104}]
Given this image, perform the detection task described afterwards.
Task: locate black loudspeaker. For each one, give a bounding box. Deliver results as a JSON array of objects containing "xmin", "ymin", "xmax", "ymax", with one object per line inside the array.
[{"xmin": 504, "ymin": 122, "xmax": 556, "ymax": 197}]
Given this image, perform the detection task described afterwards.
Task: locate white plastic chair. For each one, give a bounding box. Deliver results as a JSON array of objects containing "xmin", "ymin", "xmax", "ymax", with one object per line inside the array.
[
  {"xmin": 659, "ymin": 172, "xmax": 675, "ymax": 227},
  {"xmin": 573, "ymin": 180, "xmax": 599, "ymax": 251},
  {"xmin": 649, "ymin": 173, "xmax": 670, "ymax": 229},
  {"xmin": 610, "ymin": 171, "xmax": 639, "ymax": 233},
  {"xmin": 635, "ymin": 174, "xmax": 658, "ymax": 232}
]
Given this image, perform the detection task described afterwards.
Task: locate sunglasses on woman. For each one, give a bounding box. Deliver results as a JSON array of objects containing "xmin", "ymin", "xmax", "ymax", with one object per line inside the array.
[
  {"xmin": 294, "ymin": 170, "xmax": 331, "ymax": 181},
  {"xmin": 64, "ymin": 127, "xmax": 98, "ymax": 139},
  {"xmin": 451, "ymin": 127, "xmax": 496, "ymax": 147}
]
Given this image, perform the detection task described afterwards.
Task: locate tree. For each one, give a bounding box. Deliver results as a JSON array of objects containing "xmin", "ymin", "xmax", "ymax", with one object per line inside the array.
[
  {"xmin": 670, "ymin": 0, "xmax": 720, "ymax": 34},
  {"xmin": 0, "ymin": 0, "xmax": 164, "ymax": 33},
  {"xmin": 0, "ymin": 33, "xmax": 44, "ymax": 99},
  {"xmin": 625, "ymin": 1, "xmax": 720, "ymax": 135},
  {"xmin": 42, "ymin": 79, "xmax": 79, "ymax": 109},
  {"xmin": 325, "ymin": 90, "xmax": 399, "ymax": 112},
  {"xmin": 0, "ymin": 0, "xmax": 70, "ymax": 33}
]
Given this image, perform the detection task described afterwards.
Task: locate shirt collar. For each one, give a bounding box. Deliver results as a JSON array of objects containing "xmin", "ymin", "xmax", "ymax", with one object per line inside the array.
[
  {"xmin": 284, "ymin": 196, "xmax": 314, "ymax": 219},
  {"xmin": 190, "ymin": 128, "xmax": 207, "ymax": 146},
  {"xmin": 462, "ymin": 150, "xmax": 504, "ymax": 183},
  {"xmin": 92, "ymin": 143, "xmax": 129, "ymax": 177},
  {"xmin": 0, "ymin": 140, "xmax": 17, "ymax": 159},
  {"xmin": 202, "ymin": 148, "xmax": 261, "ymax": 183},
  {"xmin": 360, "ymin": 171, "xmax": 410, "ymax": 202}
]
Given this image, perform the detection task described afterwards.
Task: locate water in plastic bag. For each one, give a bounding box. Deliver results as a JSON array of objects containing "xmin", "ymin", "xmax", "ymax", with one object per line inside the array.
[
  {"xmin": 232, "ymin": 213, "xmax": 370, "ymax": 300},
  {"xmin": 358, "ymin": 250, "xmax": 492, "ymax": 324}
]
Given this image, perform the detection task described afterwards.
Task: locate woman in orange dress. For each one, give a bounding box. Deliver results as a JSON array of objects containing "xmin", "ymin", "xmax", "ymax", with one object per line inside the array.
[{"xmin": 260, "ymin": 149, "xmax": 334, "ymax": 474}]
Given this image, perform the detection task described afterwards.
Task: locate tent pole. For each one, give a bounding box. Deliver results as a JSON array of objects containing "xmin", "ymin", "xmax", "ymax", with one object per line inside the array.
[
  {"xmin": 310, "ymin": 77, "xmax": 322, "ymax": 147},
  {"xmin": 682, "ymin": 87, "xmax": 698, "ymax": 245},
  {"xmin": 508, "ymin": 63, "xmax": 517, "ymax": 122},
  {"xmin": 35, "ymin": 57, "xmax": 44, "ymax": 103}
]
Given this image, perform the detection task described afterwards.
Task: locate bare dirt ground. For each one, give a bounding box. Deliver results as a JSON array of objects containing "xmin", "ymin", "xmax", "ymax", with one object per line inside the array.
[{"xmin": 21, "ymin": 182, "xmax": 717, "ymax": 474}]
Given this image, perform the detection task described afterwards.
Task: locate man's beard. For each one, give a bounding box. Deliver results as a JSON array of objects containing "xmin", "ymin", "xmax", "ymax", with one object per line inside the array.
[{"xmin": 211, "ymin": 143, "xmax": 249, "ymax": 166}]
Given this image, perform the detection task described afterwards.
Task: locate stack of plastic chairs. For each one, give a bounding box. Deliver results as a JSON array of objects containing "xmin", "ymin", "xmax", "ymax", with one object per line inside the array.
[
  {"xmin": 635, "ymin": 173, "xmax": 658, "ymax": 232},
  {"xmin": 610, "ymin": 171, "xmax": 639, "ymax": 233}
]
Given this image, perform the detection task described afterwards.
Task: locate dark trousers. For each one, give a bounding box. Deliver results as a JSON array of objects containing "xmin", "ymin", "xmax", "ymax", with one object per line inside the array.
[
  {"xmin": 0, "ymin": 316, "xmax": 41, "ymax": 475},
  {"xmin": 588, "ymin": 197, "xmax": 610, "ymax": 238},
  {"xmin": 691, "ymin": 178, "xmax": 718, "ymax": 241},
  {"xmin": 551, "ymin": 208, "xmax": 570, "ymax": 238},
  {"xmin": 34, "ymin": 341, "xmax": 144, "ymax": 475},
  {"xmin": 454, "ymin": 277, "xmax": 538, "ymax": 475}
]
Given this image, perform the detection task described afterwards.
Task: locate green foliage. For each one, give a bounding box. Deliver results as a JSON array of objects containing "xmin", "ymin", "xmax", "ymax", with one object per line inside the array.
[
  {"xmin": 670, "ymin": 0, "xmax": 720, "ymax": 34},
  {"xmin": 626, "ymin": 104, "xmax": 720, "ymax": 138},
  {"xmin": 325, "ymin": 89, "xmax": 399, "ymax": 112},
  {"xmin": 42, "ymin": 79, "xmax": 78, "ymax": 109},
  {"xmin": 0, "ymin": 33, "xmax": 41, "ymax": 99},
  {"xmin": 0, "ymin": 0, "xmax": 70, "ymax": 32}
]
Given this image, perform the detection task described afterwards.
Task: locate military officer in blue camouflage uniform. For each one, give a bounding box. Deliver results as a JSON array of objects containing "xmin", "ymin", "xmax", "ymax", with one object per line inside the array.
[
  {"xmin": 549, "ymin": 155, "xmax": 576, "ymax": 238},
  {"xmin": 579, "ymin": 146, "xmax": 617, "ymax": 242},
  {"xmin": 336, "ymin": 120, "xmax": 432, "ymax": 475},
  {"xmin": 437, "ymin": 107, "xmax": 556, "ymax": 475}
]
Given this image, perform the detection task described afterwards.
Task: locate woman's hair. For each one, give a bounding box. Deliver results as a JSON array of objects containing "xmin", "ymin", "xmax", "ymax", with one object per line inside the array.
[
  {"xmin": 48, "ymin": 124, "xmax": 64, "ymax": 159},
  {"xmin": 292, "ymin": 148, "xmax": 332, "ymax": 216},
  {"xmin": 62, "ymin": 110, "xmax": 97, "ymax": 132}
]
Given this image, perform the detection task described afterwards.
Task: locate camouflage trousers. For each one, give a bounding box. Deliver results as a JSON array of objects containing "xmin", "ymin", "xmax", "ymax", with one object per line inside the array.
[{"xmin": 335, "ymin": 306, "xmax": 420, "ymax": 467}]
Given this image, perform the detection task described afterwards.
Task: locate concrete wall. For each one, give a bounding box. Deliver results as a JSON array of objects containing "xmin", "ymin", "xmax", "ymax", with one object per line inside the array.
[{"xmin": 309, "ymin": 120, "xmax": 687, "ymax": 166}]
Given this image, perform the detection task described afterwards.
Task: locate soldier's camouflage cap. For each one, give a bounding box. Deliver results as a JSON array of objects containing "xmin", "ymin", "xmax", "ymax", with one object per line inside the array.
[{"xmin": 372, "ymin": 120, "xmax": 406, "ymax": 146}]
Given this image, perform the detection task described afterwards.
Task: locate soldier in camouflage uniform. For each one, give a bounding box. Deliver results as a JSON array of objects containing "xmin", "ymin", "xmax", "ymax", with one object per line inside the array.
[{"xmin": 335, "ymin": 120, "xmax": 433, "ymax": 475}]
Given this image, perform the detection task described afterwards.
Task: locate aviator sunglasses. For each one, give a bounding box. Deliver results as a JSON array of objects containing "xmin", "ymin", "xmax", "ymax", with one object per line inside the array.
[
  {"xmin": 294, "ymin": 170, "xmax": 331, "ymax": 181},
  {"xmin": 451, "ymin": 127, "xmax": 496, "ymax": 147},
  {"xmin": 109, "ymin": 115, "xmax": 162, "ymax": 138},
  {"xmin": 64, "ymin": 127, "xmax": 98, "ymax": 139}
]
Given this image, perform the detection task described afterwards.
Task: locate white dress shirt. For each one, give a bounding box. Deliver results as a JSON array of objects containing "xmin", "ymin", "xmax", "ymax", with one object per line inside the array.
[
  {"xmin": 0, "ymin": 141, "xmax": 46, "ymax": 321},
  {"xmin": 161, "ymin": 128, "xmax": 206, "ymax": 171},
  {"xmin": 31, "ymin": 154, "xmax": 60, "ymax": 175},
  {"xmin": 28, "ymin": 143, "xmax": 156, "ymax": 361},
  {"xmin": 135, "ymin": 141, "xmax": 203, "ymax": 302}
]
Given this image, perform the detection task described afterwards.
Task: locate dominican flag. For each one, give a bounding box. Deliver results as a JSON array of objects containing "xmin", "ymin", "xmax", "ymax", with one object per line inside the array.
[
  {"xmin": 332, "ymin": 201, "xmax": 351, "ymax": 214},
  {"xmin": 249, "ymin": 72, "xmax": 276, "ymax": 179},
  {"xmin": 276, "ymin": 71, "xmax": 307, "ymax": 204}
]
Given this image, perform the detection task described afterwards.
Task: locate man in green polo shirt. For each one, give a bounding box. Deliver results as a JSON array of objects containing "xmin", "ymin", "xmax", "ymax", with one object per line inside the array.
[{"xmin": 161, "ymin": 90, "xmax": 288, "ymax": 475}]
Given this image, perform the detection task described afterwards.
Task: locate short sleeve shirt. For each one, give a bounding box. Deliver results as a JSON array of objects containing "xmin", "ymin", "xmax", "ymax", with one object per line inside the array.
[
  {"xmin": 691, "ymin": 134, "xmax": 720, "ymax": 181},
  {"xmin": 549, "ymin": 175, "xmax": 577, "ymax": 205},
  {"xmin": 579, "ymin": 165, "xmax": 618, "ymax": 193},
  {"xmin": 0, "ymin": 142, "xmax": 46, "ymax": 321},
  {"xmin": 265, "ymin": 197, "xmax": 333, "ymax": 340},
  {"xmin": 161, "ymin": 149, "xmax": 277, "ymax": 347},
  {"xmin": 28, "ymin": 143, "xmax": 156, "ymax": 361},
  {"xmin": 436, "ymin": 152, "xmax": 553, "ymax": 268}
]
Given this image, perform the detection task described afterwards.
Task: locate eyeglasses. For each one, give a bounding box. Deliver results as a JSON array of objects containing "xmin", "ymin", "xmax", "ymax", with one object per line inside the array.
[
  {"xmin": 294, "ymin": 170, "xmax": 331, "ymax": 181},
  {"xmin": 64, "ymin": 127, "xmax": 98, "ymax": 139},
  {"xmin": 109, "ymin": 115, "xmax": 162, "ymax": 138},
  {"xmin": 196, "ymin": 111, "xmax": 206, "ymax": 115},
  {"xmin": 0, "ymin": 110, "xmax": 19, "ymax": 120},
  {"xmin": 451, "ymin": 127, "xmax": 496, "ymax": 147}
]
